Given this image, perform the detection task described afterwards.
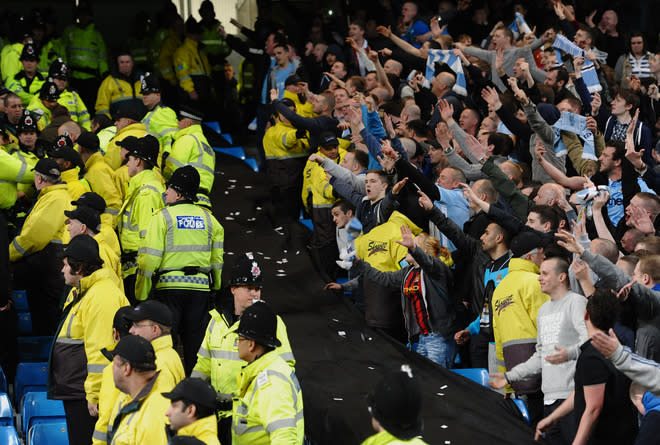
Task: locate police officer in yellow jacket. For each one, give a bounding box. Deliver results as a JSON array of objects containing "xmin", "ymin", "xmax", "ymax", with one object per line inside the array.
[
  {"xmin": 165, "ymin": 107, "xmax": 215, "ymax": 208},
  {"xmin": 163, "ymin": 377, "xmax": 221, "ymax": 445},
  {"xmin": 49, "ymin": 135, "xmax": 91, "ymax": 201},
  {"xmin": 118, "ymin": 135, "xmax": 165, "ymax": 303},
  {"xmin": 26, "ymin": 80, "xmax": 61, "ymax": 131},
  {"xmin": 192, "ymin": 253, "xmax": 295, "ymax": 445},
  {"xmin": 6, "ymin": 43, "xmax": 47, "ymax": 105},
  {"xmin": 232, "ymin": 301, "xmax": 304, "ymax": 445},
  {"xmin": 49, "ymin": 58, "xmax": 92, "ymax": 130},
  {"xmin": 77, "ymin": 132, "xmax": 122, "ymax": 223},
  {"xmin": 136, "ymin": 165, "xmax": 223, "ymax": 373},
  {"xmin": 173, "ymin": 18, "xmax": 211, "ymax": 112},
  {"xmin": 10, "ymin": 158, "xmax": 71, "ymax": 335},
  {"xmin": 140, "ymin": 72, "xmax": 178, "ymax": 152},
  {"xmin": 103, "ymin": 334, "xmax": 170, "ymax": 445},
  {"xmin": 264, "ymin": 97, "xmax": 310, "ymax": 222},
  {"xmin": 48, "ymin": 235, "xmax": 129, "ymax": 445},
  {"xmin": 95, "ymin": 53, "xmax": 145, "ymax": 119}
]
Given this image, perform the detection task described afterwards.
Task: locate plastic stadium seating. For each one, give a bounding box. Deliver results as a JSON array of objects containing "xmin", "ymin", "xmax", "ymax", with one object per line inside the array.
[
  {"xmin": 22, "ymin": 392, "xmax": 66, "ymax": 437},
  {"xmin": 452, "ymin": 368, "xmax": 490, "ymax": 386},
  {"xmin": 0, "ymin": 426, "xmax": 20, "ymax": 445},
  {"xmin": 14, "ymin": 362, "xmax": 48, "ymax": 405},
  {"xmin": 221, "ymin": 133, "xmax": 233, "ymax": 144},
  {"xmin": 27, "ymin": 420, "xmax": 68, "ymax": 445},
  {"xmin": 244, "ymin": 158, "xmax": 259, "ymax": 172},
  {"xmin": 204, "ymin": 121, "xmax": 221, "ymax": 134},
  {"xmin": 299, "ymin": 219, "xmax": 314, "ymax": 231},
  {"xmin": 0, "ymin": 393, "xmax": 13, "ymax": 426},
  {"xmin": 512, "ymin": 398, "xmax": 530, "ymax": 424},
  {"xmin": 11, "ymin": 290, "xmax": 29, "ymax": 312},
  {"xmin": 17, "ymin": 312, "xmax": 32, "ymax": 335},
  {"xmin": 213, "ymin": 146, "xmax": 246, "ymax": 160},
  {"xmin": 0, "ymin": 366, "xmax": 7, "ymax": 394},
  {"xmin": 17, "ymin": 337, "xmax": 53, "ymax": 362}
]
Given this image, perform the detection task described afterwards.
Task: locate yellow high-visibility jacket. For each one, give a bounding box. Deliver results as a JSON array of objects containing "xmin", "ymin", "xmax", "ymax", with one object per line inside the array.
[
  {"xmin": 361, "ymin": 431, "xmax": 430, "ymax": 445},
  {"xmin": 95, "ymin": 233, "xmax": 123, "ymax": 291},
  {"xmin": 173, "ymin": 38, "xmax": 211, "ymax": 93},
  {"xmin": 84, "ymin": 151, "xmax": 122, "ymax": 222},
  {"xmin": 232, "ymin": 350, "xmax": 304, "ymax": 445},
  {"xmin": 158, "ymin": 30, "xmax": 182, "ymax": 86},
  {"xmin": 283, "ymin": 89, "xmax": 314, "ymax": 117},
  {"xmin": 301, "ymin": 148, "xmax": 346, "ymax": 212},
  {"xmin": 191, "ymin": 308, "xmax": 295, "ymax": 419},
  {"xmin": 10, "ymin": 183, "xmax": 71, "ymax": 262},
  {"xmin": 59, "ymin": 89, "xmax": 92, "ymax": 130},
  {"xmin": 95, "ymin": 74, "xmax": 142, "ymax": 118},
  {"xmin": 62, "ymin": 23, "xmax": 108, "ymax": 80},
  {"xmin": 172, "ymin": 415, "xmax": 220, "ymax": 445},
  {"xmin": 49, "ymin": 268, "xmax": 129, "ymax": 404},
  {"xmin": 263, "ymin": 120, "xmax": 310, "ymax": 160},
  {"xmin": 61, "ymin": 167, "xmax": 91, "ymax": 201},
  {"xmin": 0, "ymin": 42, "xmax": 23, "ymax": 84},
  {"xmin": 142, "ymin": 103, "xmax": 178, "ymax": 153},
  {"xmin": 6, "ymin": 71, "xmax": 47, "ymax": 105},
  {"xmin": 104, "ymin": 122, "xmax": 147, "ymax": 170},
  {"xmin": 98, "ymin": 126, "xmax": 117, "ymax": 155},
  {"xmin": 92, "ymin": 360, "xmax": 119, "ymax": 445},
  {"xmin": 0, "ymin": 148, "xmax": 35, "ymax": 209},
  {"xmin": 99, "ymin": 213, "xmax": 121, "ymax": 255},
  {"xmin": 26, "ymin": 96, "xmax": 53, "ymax": 130}
]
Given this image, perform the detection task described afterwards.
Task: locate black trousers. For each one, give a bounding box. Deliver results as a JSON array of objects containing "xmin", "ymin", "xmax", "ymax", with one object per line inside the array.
[
  {"xmin": 63, "ymin": 399, "xmax": 96, "ymax": 445},
  {"xmin": 13, "ymin": 243, "xmax": 64, "ymax": 336},
  {"xmin": 123, "ymin": 274, "xmax": 137, "ymax": 306},
  {"xmin": 542, "ymin": 399, "xmax": 576, "ymax": 445},
  {"xmin": 154, "ymin": 288, "xmax": 210, "ymax": 375}
]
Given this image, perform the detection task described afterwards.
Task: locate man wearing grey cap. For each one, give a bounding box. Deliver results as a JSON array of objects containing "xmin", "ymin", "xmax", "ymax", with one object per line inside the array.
[{"xmin": 10, "ymin": 158, "xmax": 72, "ymax": 335}]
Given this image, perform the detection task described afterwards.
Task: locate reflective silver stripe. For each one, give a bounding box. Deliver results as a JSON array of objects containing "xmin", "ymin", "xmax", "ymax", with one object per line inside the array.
[
  {"xmin": 56, "ymin": 338, "xmax": 84, "ymax": 344},
  {"xmin": 166, "ymin": 244, "xmax": 212, "ymax": 253},
  {"xmin": 216, "ymin": 391, "xmax": 233, "ymax": 399},
  {"xmin": 168, "ymin": 157, "xmax": 184, "ymax": 168},
  {"xmin": 495, "ymin": 357, "xmax": 506, "ymax": 367},
  {"xmin": 92, "ymin": 429, "xmax": 106, "ymax": 441},
  {"xmin": 138, "ymin": 247, "xmax": 163, "ymax": 256},
  {"xmin": 190, "ymin": 370, "xmax": 209, "ymax": 381},
  {"xmin": 208, "ymin": 350, "xmax": 240, "ymax": 360},
  {"xmin": 16, "ymin": 160, "xmax": 28, "ymax": 182},
  {"xmin": 236, "ymin": 404, "xmax": 249, "ymax": 415},
  {"xmin": 162, "ymin": 208, "xmax": 175, "ymax": 248},
  {"xmin": 207, "ymin": 318, "xmax": 217, "ymax": 334},
  {"xmin": 211, "ymin": 263, "xmax": 223, "ymax": 270},
  {"xmin": 12, "ymin": 239, "xmax": 27, "ymax": 256},
  {"xmin": 233, "ymin": 422, "xmax": 264, "ymax": 435},
  {"xmin": 312, "ymin": 203, "xmax": 334, "ymax": 208},
  {"xmin": 265, "ymin": 413, "xmax": 302, "ymax": 433},
  {"xmin": 196, "ymin": 194, "xmax": 212, "ymax": 207},
  {"xmin": 502, "ymin": 338, "xmax": 536, "ymax": 347},
  {"xmin": 189, "ymin": 162, "xmax": 215, "ymax": 174},
  {"xmin": 139, "ymin": 230, "xmax": 147, "ymax": 238},
  {"xmin": 87, "ymin": 364, "xmax": 106, "ymax": 373},
  {"xmin": 137, "ymin": 269, "xmax": 154, "ymax": 278},
  {"xmin": 65, "ymin": 295, "xmax": 79, "ymax": 338},
  {"xmin": 50, "ymin": 239, "xmax": 63, "ymax": 244},
  {"xmin": 249, "ymin": 370, "xmax": 299, "ymax": 410},
  {"xmin": 197, "ymin": 347, "xmax": 211, "ymax": 358},
  {"xmin": 280, "ymin": 352, "xmax": 295, "ymax": 362},
  {"xmin": 105, "ymin": 208, "xmax": 119, "ymax": 215}
]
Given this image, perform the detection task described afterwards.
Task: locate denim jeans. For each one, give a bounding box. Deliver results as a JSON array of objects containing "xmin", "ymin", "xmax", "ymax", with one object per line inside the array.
[{"xmin": 416, "ymin": 332, "xmax": 456, "ymax": 368}]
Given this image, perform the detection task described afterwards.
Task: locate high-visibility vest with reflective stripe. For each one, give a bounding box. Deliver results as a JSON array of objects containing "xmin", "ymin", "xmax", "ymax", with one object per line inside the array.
[
  {"xmin": 26, "ymin": 96, "xmax": 52, "ymax": 130},
  {"xmin": 135, "ymin": 202, "xmax": 224, "ymax": 300},
  {"xmin": 173, "ymin": 38, "xmax": 210, "ymax": 93},
  {"xmin": 1, "ymin": 42, "xmax": 23, "ymax": 84},
  {"xmin": 59, "ymin": 89, "xmax": 91, "ymax": 130},
  {"xmin": 63, "ymin": 23, "xmax": 108, "ymax": 80},
  {"xmin": 0, "ymin": 147, "xmax": 35, "ymax": 209},
  {"xmin": 263, "ymin": 120, "xmax": 310, "ymax": 160},
  {"xmin": 200, "ymin": 21, "xmax": 231, "ymax": 70},
  {"xmin": 54, "ymin": 268, "xmax": 129, "ymax": 404},
  {"xmin": 98, "ymin": 126, "xmax": 117, "ymax": 155},
  {"xmin": 84, "ymin": 151, "xmax": 123, "ymax": 223},
  {"xmin": 95, "ymin": 74, "xmax": 142, "ymax": 118},
  {"xmin": 6, "ymin": 71, "xmax": 47, "ymax": 105},
  {"xmin": 301, "ymin": 149, "xmax": 346, "ymax": 211},
  {"xmin": 117, "ymin": 169, "xmax": 165, "ymax": 275},
  {"xmin": 191, "ymin": 309, "xmax": 295, "ymax": 419},
  {"xmin": 61, "ymin": 167, "xmax": 91, "ymax": 201},
  {"xmin": 231, "ymin": 350, "xmax": 304, "ymax": 445},
  {"xmin": 38, "ymin": 38, "xmax": 66, "ymax": 72},
  {"xmin": 165, "ymin": 125, "xmax": 215, "ymax": 195},
  {"xmin": 142, "ymin": 103, "xmax": 178, "ymax": 152}
]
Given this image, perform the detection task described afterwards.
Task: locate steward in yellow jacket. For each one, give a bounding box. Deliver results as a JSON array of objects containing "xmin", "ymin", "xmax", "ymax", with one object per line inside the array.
[
  {"xmin": 162, "ymin": 377, "xmax": 221, "ymax": 445},
  {"xmin": 117, "ymin": 137, "xmax": 164, "ymax": 303},
  {"xmin": 95, "ymin": 53, "xmax": 144, "ymax": 118},
  {"xmin": 6, "ymin": 43, "xmax": 47, "ymax": 105},
  {"xmin": 283, "ymin": 86, "xmax": 315, "ymax": 117},
  {"xmin": 232, "ymin": 302, "xmax": 304, "ymax": 445},
  {"xmin": 140, "ymin": 72, "xmax": 178, "ymax": 152},
  {"xmin": 77, "ymin": 132, "xmax": 122, "ymax": 224},
  {"xmin": 165, "ymin": 108, "xmax": 215, "ymax": 208},
  {"xmin": 158, "ymin": 24, "xmax": 183, "ymax": 87},
  {"xmin": 173, "ymin": 21, "xmax": 212, "ymax": 99},
  {"xmin": 48, "ymin": 236, "xmax": 129, "ymax": 443},
  {"xmin": 192, "ymin": 253, "xmax": 294, "ymax": 444},
  {"xmin": 26, "ymin": 80, "xmax": 62, "ymax": 131},
  {"xmin": 72, "ymin": 192, "xmax": 121, "ymax": 257},
  {"xmin": 104, "ymin": 336, "xmax": 170, "ymax": 445},
  {"xmin": 103, "ymin": 105, "xmax": 147, "ymax": 170},
  {"xmin": 49, "ymin": 58, "xmax": 92, "ymax": 130},
  {"xmin": 491, "ymin": 233, "xmax": 549, "ymax": 396}
]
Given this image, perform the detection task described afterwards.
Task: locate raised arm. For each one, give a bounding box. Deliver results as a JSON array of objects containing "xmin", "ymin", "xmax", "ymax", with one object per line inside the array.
[{"xmin": 534, "ymin": 140, "xmax": 585, "ymax": 190}]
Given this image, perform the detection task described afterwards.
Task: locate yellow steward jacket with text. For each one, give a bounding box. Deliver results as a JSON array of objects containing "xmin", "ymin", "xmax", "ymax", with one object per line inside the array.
[
  {"xmin": 10, "ymin": 183, "xmax": 71, "ymax": 262},
  {"xmin": 232, "ymin": 350, "xmax": 304, "ymax": 445},
  {"xmin": 135, "ymin": 201, "xmax": 224, "ymax": 300},
  {"xmin": 48, "ymin": 268, "xmax": 129, "ymax": 404},
  {"xmin": 192, "ymin": 308, "xmax": 295, "ymax": 419}
]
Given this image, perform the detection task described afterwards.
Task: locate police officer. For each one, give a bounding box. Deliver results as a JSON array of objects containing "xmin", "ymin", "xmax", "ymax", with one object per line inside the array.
[
  {"xmin": 6, "ymin": 42, "xmax": 47, "ymax": 105},
  {"xmin": 165, "ymin": 106, "xmax": 215, "ymax": 208},
  {"xmin": 191, "ymin": 253, "xmax": 294, "ymax": 444},
  {"xmin": 49, "ymin": 58, "xmax": 92, "ymax": 130},
  {"xmin": 136, "ymin": 165, "xmax": 223, "ymax": 373},
  {"xmin": 49, "ymin": 134, "xmax": 90, "ymax": 201},
  {"xmin": 13, "ymin": 109, "xmax": 42, "ymax": 167},
  {"xmin": 173, "ymin": 18, "xmax": 211, "ymax": 112},
  {"xmin": 163, "ymin": 377, "xmax": 221, "ymax": 444},
  {"xmin": 140, "ymin": 72, "xmax": 178, "ymax": 152},
  {"xmin": 48, "ymin": 235, "xmax": 129, "ymax": 445},
  {"xmin": 362, "ymin": 366, "xmax": 428, "ymax": 445},
  {"xmin": 10, "ymin": 158, "xmax": 71, "ymax": 335},
  {"xmin": 117, "ymin": 135, "xmax": 165, "ymax": 303},
  {"xmin": 232, "ymin": 301, "xmax": 304, "ymax": 445},
  {"xmin": 95, "ymin": 52, "xmax": 145, "ymax": 119},
  {"xmin": 26, "ymin": 79, "xmax": 61, "ymax": 130}
]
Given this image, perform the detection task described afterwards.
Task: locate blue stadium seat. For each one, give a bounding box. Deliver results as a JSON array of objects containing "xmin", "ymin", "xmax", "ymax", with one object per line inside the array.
[
  {"xmin": 17, "ymin": 337, "xmax": 53, "ymax": 362},
  {"xmin": 512, "ymin": 398, "xmax": 530, "ymax": 424},
  {"xmin": 17, "ymin": 312, "xmax": 32, "ymax": 335},
  {"xmin": 0, "ymin": 366, "xmax": 7, "ymax": 394},
  {"xmin": 0, "ymin": 426, "xmax": 20, "ymax": 445},
  {"xmin": 11, "ymin": 290, "xmax": 29, "ymax": 312},
  {"xmin": 244, "ymin": 158, "xmax": 259, "ymax": 172},
  {"xmin": 213, "ymin": 146, "xmax": 246, "ymax": 160},
  {"xmin": 299, "ymin": 219, "xmax": 313, "ymax": 231},
  {"xmin": 452, "ymin": 368, "xmax": 490, "ymax": 386},
  {"xmin": 27, "ymin": 420, "xmax": 68, "ymax": 445},
  {"xmin": 0, "ymin": 393, "xmax": 13, "ymax": 426},
  {"xmin": 204, "ymin": 121, "xmax": 222, "ymax": 134},
  {"xmin": 22, "ymin": 392, "xmax": 65, "ymax": 438},
  {"xmin": 14, "ymin": 363, "xmax": 48, "ymax": 405},
  {"xmin": 221, "ymin": 133, "xmax": 233, "ymax": 144}
]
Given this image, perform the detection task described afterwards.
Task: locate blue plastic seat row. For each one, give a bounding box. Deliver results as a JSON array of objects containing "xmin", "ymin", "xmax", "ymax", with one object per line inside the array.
[{"xmin": 22, "ymin": 391, "xmax": 66, "ymax": 437}]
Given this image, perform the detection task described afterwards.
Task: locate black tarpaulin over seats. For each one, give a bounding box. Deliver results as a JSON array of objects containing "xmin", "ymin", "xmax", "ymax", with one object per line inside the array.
[{"xmin": 210, "ymin": 154, "xmax": 536, "ymax": 444}]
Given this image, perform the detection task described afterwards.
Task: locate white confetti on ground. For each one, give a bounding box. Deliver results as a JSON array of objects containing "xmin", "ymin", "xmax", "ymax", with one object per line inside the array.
[
  {"xmin": 440, "ymin": 385, "xmax": 448, "ymax": 389},
  {"xmin": 441, "ymin": 425, "xmax": 448, "ymax": 429},
  {"xmin": 338, "ymin": 331, "xmax": 346, "ymax": 336},
  {"xmin": 333, "ymin": 398, "xmax": 343, "ymax": 401}
]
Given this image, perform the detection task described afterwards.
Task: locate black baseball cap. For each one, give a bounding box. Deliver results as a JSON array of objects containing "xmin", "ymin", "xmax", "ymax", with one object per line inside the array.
[
  {"xmin": 65, "ymin": 206, "xmax": 101, "ymax": 232},
  {"xmin": 113, "ymin": 306, "xmax": 134, "ymax": 338},
  {"xmin": 319, "ymin": 132, "xmax": 339, "ymax": 148},
  {"xmin": 162, "ymin": 378, "xmax": 217, "ymax": 410},
  {"xmin": 124, "ymin": 300, "xmax": 173, "ymax": 327},
  {"xmin": 101, "ymin": 334, "xmax": 157, "ymax": 370},
  {"xmin": 63, "ymin": 234, "xmax": 103, "ymax": 266},
  {"xmin": 32, "ymin": 158, "xmax": 61, "ymax": 177},
  {"xmin": 72, "ymin": 192, "xmax": 106, "ymax": 213},
  {"xmin": 511, "ymin": 231, "xmax": 546, "ymax": 257},
  {"xmin": 77, "ymin": 132, "xmax": 100, "ymax": 152}
]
